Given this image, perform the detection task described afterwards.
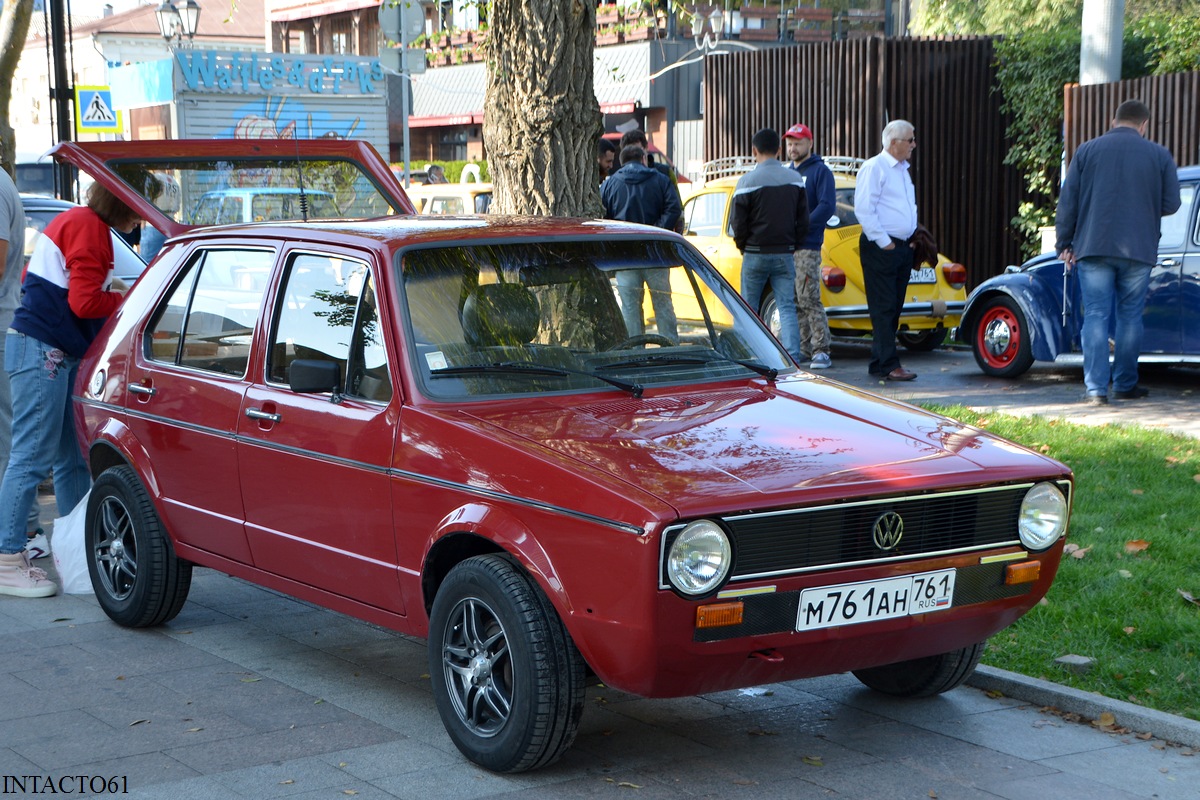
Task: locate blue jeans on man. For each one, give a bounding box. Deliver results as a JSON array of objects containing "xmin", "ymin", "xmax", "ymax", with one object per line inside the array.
[
  {"xmin": 741, "ymin": 252, "xmax": 803, "ymax": 361},
  {"xmin": 1076, "ymin": 256, "xmax": 1152, "ymax": 398},
  {"xmin": 616, "ymin": 269, "xmax": 679, "ymax": 342},
  {"xmin": 0, "ymin": 332, "xmax": 91, "ymax": 554}
]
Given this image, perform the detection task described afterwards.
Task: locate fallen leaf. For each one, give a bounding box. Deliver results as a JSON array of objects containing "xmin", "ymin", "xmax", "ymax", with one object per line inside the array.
[
  {"xmin": 1038, "ymin": 444, "xmax": 1051, "ymax": 453},
  {"xmin": 801, "ymin": 755, "xmax": 824, "ymax": 767},
  {"xmin": 314, "ymin": 699, "xmax": 324, "ymax": 704},
  {"xmin": 1094, "ymin": 712, "xmax": 1117, "ymax": 728},
  {"xmin": 1124, "ymin": 539, "xmax": 1151, "ymax": 553},
  {"xmin": 1070, "ymin": 546, "xmax": 1092, "ymax": 560},
  {"xmin": 985, "ymin": 689, "xmax": 1004, "ymax": 699},
  {"xmin": 1194, "ymin": 474, "xmax": 1200, "ymax": 483},
  {"xmin": 1063, "ymin": 543, "xmax": 1080, "ymax": 555},
  {"xmin": 1137, "ymin": 732, "xmax": 1154, "ymax": 740},
  {"xmin": 1123, "ymin": 627, "xmax": 1136, "ymax": 635},
  {"xmin": 617, "ymin": 781, "xmax": 642, "ymax": 789},
  {"xmin": 1118, "ymin": 570, "xmax": 1133, "ymax": 579},
  {"xmin": 1131, "ymin": 488, "xmax": 1144, "ymax": 495},
  {"xmin": 186, "ymin": 727, "xmax": 203, "ymax": 733},
  {"xmin": 279, "ymin": 779, "xmax": 294, "ymax": 785},
  {"xmin": 129, "ymin": 719, "xmax": 150, "ymax": 726},
  {"xmin": 747, "ymin": 727, "xmax": 778, "ymax": 737},
  {"xmin": 929, "ymin": 791, "xmax": 938, "ymax": 799},
  {"xmin": 51, "ymin": 617, "xmax": 72, "ymax": 622},
  {"xmin": 1179, "ymin": 589, "xmax": 1200, "ymax": 607},
  {"xmin": 342, "ymin": 791, "xmax": 358, "ymax": 796}
]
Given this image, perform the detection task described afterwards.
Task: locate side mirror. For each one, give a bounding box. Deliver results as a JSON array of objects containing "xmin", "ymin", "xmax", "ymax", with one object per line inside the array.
[{"xmin": 289, "ymin": 359, "xmax": 341, "ymax": 395}]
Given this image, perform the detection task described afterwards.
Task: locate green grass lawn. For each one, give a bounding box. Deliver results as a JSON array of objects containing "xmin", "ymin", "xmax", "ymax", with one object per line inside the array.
[{"xmin": 923, "ymin": 405, "xmax": 1200, "ymax": 722}]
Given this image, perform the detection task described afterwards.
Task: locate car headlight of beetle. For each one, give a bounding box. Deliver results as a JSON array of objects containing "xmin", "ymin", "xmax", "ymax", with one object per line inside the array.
[
  {"xmin": 1018, "ymin": 482, "xmax": 1068, "ymax": 550},
  {"xmin": 666, "ymin": 520, "xmax": 732, "ymax": 596}
]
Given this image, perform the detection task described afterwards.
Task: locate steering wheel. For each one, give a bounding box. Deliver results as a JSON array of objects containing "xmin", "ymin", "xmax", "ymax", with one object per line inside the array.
[{"xmin": 612, "ymin": 333, "xmax": 676, "ymax": 350}]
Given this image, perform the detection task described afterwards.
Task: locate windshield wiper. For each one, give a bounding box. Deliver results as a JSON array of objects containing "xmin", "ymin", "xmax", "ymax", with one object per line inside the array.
[
  {"xmin": 596, "ymin": 353, "xmax": 778, "ymax": 381},
  {"xmin": 430, "ymin": 362, "xmax": 643, "ymax": 397}
]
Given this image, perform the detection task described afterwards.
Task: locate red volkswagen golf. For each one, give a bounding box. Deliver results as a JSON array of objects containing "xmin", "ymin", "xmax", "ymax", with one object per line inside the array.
[{"xmin": 64, "ymin": 139, "xmax": 1073, "ymax": 773}]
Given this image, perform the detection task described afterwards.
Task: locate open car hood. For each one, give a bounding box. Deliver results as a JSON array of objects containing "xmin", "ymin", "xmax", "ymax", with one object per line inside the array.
[{"xmin": 49, "ymin": 139, "xmax": 415, "ymax": 238}]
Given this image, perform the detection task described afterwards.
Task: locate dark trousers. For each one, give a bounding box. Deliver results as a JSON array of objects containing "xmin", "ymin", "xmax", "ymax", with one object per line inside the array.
[{"xmin": 860, "ymin": 234, "xmax": 912, "ymax": 376}]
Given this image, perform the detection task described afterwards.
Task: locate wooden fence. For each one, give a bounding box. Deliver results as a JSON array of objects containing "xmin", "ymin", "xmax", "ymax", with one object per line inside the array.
[
  {"xmin": 704, "ymin": 36, "xmax": 1026, "ymax": 287},
  {"xmin": 1064, "ymin": 73, "xmax": 1200, "ymax": 167}
]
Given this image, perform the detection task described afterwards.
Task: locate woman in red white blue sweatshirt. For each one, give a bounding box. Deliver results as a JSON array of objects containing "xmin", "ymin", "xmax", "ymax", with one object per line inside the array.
[{"xmin": 0, "ymin": 183, "xmax": 142, "ymax": 598}]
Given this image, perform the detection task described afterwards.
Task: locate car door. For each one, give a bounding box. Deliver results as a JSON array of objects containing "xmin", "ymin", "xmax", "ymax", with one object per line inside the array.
[
  {"xmin": 681, "ymin": 187, "xmax": 742, "ymax": 285},
  {"xmin": 1144, "ymin": 181, "xmax": 1195, "ymax": 355},
  {"xmin": 237, "ymin": 247, "xmax": 404, "ymax": 614},
  {"xmin": 129, "ymin": 245, "xmax": 276, "ymax": 563}
]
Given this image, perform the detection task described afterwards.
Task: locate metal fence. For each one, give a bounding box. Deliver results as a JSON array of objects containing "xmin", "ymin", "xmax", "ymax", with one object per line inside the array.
[
  {"xmin": 1065, "ymin": 73, "xmax": 1200, "ymax": 167},
  {"xmin": 703, "ymin": 36, "xmax": 1027, "ymax": 287}
]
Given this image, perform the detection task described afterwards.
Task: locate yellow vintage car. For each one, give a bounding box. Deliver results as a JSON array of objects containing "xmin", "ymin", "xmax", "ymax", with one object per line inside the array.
[{"xmin": 678, "ymin": 157, "xmax": 966, "ymax": 350}]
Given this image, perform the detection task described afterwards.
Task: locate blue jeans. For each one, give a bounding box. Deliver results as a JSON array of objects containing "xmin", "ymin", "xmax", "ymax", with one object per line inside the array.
[
  {"xmin": 0, "ymin": 314, "xmax": 41, "ymax": 534},
  {"xmin": 1077, "ymin": 257, "xmax": 1152, "ymax": 396},
  {"xmin": 616, "ymin": 269, "xmax": 678, "ymax": 341},
  {"xmin": 741, "ymin": 252, "xmax": 802, "ymax": 361},
  {"xmin": 0, "ymin": 332, "xmax": 91, "ymax": 554}
]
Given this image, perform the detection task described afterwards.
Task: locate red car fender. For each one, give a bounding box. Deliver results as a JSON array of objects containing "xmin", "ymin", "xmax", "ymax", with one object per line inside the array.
[
  {"xmin": 86, "ymin": 416, "xmax": 164, "ymax": 502},
  {"xmin": 421, "ymin": 501, "xmax": 607, "ymax": 659}
]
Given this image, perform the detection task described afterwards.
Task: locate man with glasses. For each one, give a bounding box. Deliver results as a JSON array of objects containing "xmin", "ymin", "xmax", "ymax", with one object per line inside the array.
[{"xmin": 854, "ymin": 120, "xmax": 919, "ymax": 381}]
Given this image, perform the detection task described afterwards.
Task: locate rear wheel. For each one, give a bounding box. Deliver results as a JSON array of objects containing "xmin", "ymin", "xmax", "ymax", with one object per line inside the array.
[
  {"xmin": 760, "ymin": 291, "xmax": 782, "ymax": 342},
  {"xmin": 87, "ymin": 465, "xmax": 192, "ymax": 627},
  {"xmin": 428, "ymin": 554, "xmax": 585, "ymax": 773},
  {"xmin": 898, "ymin": 328, "xmax": 947, "ymax": 351},
  {"xmin": 972, "ymin": 296, "xmax": 1034, "ymax": 377},
  {"xmin": 852, "ymin": 641, "xmax": 985, "ymax": 697}
]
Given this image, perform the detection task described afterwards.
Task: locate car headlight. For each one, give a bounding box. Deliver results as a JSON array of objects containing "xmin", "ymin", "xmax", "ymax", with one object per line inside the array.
[
  {"xmin": 666, "ymin": 520, "xmax": 732, "ymax": 596},
  {"xmin": 1018, "ymin": 482, "xmax": 1068, "ymax": 550}
]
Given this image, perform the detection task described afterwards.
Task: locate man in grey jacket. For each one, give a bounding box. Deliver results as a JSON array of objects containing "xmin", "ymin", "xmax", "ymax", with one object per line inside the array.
[{"xmin": 1055, "ymin": 99, "xmax": 1180, "ymax": 405}]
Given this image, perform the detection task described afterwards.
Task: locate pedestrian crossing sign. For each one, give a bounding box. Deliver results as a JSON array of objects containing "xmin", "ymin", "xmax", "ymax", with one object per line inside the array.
[{"xmin": 74, "ymin": 86, "xmax": 122, "ymax": 134}]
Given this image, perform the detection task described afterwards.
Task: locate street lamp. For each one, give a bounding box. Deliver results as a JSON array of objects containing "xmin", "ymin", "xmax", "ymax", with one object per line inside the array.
[{"xmin": 156, "ymin": 0, "xmax": 201, "ymax": 46}]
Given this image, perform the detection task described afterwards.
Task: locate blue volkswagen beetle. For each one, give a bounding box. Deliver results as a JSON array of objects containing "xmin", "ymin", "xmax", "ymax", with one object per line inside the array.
[{"xmin": 959, "ymin": 165, "xmax": 1199, "ymax": 377}]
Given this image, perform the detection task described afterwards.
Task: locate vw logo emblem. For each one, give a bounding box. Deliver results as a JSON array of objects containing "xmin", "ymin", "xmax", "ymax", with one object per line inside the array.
[{"xmin": 872, "ymin": 511, "xmax": 904, "ymax": 551}]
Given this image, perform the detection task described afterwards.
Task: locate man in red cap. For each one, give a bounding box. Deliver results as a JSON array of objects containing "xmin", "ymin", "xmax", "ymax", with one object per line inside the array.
[{"xmin": 784, "ymin": 123, "xmax": 836, "ymax": 369}]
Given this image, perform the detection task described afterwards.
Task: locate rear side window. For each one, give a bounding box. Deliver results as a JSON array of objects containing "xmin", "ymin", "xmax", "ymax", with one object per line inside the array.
[
  {"xmin": 146, "ymin": 248, "xmax": 274, "ymax": 376},
  {"xmin": 267, "ymin": 253, "xmax": 391, "ymax": 402},
  {"xmin": 681, "ymin": 193, "xmax": 727, "ymax": 238}
]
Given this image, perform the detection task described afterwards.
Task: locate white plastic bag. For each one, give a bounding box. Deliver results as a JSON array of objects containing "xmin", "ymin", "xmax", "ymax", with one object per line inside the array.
[{"xmin": 51, "ymin": 490, "xmax": 93, "ymax": 594}]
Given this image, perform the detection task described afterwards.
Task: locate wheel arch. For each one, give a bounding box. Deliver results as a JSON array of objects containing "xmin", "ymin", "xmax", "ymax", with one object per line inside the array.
[
  {"xmin": 87, "ymin": 419, "xmax": 162, "ymax": 497},
  {"xmin": 960, "ymin": 282, "xmax": 1064, "ymax": 362}
]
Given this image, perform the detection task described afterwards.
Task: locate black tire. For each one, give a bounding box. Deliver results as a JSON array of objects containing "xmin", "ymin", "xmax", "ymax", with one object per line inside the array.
[
  {"xmin": 760, "ymin": 291, "xmax": 782, "ymax": 342},
  {"xmin": 428, "ymin": 554, "xmax": 586, "ymax": 773},
  {"xmin": 852, "ymin": 641, "xmax": 985, "ymax": 698},
  {"xmin": 971, "ymin": 296, "xmax": 1034, "ymax": 378},
  {"xmin": 87, "ymin": 465, "xmax": 192, "ymax": 627},
  {"xmin": 898, "ymin": 328, "xmax": 947, "ymax": 351}
]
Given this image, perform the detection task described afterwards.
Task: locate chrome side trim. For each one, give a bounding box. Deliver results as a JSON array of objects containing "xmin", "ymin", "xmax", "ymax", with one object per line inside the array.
[{"xmin": 79, "ymin": 400, "xmax": 644, "ymax": 537}]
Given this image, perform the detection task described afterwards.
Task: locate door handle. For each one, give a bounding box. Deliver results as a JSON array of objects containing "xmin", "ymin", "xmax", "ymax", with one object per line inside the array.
[
  {"xmin": 128, "ymin": 384, "xmax": 156, "ymax": 397},
  {"xmin": 245, "ymin": 408, "xmax": 282, "ymax": 423},
  {"xmin": 1158, "ymin": 258, "xmax": 1178, "ymax": 268}
]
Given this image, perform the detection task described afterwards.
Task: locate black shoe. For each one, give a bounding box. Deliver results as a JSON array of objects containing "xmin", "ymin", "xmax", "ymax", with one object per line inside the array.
[
  {"xmin": 1085, "ymin": 394, "xmax": 1108, "ymax": 406},
  {"xmin": 1112, "ymin": 386, "xmax": 1149, "ymax": 400}
]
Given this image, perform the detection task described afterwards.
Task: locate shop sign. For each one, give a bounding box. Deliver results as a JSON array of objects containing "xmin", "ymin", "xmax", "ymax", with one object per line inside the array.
[{"xmin": 176, "ymin": 51, "xmax": 385, "ymax": 95}]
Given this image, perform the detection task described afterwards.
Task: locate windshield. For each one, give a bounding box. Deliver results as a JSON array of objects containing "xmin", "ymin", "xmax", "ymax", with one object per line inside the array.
[
  {"xmin": 100, "ymin": 157, "xmax": 397, "ymax": 227},
  {"xmin": 401, "ymin": 238, "xmax": 794, "ymax": 399}
]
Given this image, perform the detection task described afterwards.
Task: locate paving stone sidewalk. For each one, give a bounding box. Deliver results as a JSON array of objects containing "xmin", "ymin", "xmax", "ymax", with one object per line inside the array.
[{"xmin": 2, "ymin": 555, "xmax": 1198, "ymax": 800}]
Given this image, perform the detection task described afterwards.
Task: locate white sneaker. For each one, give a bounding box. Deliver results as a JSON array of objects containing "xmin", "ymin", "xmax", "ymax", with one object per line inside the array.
[
  {"xmin": 24, "ymin": 530, "xmax": 50, "ymax": 560},
  {"xmin": 809, "ymin": 353, "xmax": 832, "ymax": 369},
  {"xmin": 0, "ymin": 551, "xmax": 58, "ymax": 598}
]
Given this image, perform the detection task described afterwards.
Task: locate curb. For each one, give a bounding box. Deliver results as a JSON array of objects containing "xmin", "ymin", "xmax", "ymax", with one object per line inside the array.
[{"xmin": 968, "ymin": 665, "xmax": 1200, "ymax": 749}]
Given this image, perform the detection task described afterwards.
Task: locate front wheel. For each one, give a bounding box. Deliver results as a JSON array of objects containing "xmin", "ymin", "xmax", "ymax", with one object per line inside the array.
[
  {"xmin": 87, "ymin": 465, "xmax": 192, "ymax": 627},
  {"xmin": 428, "ymin": 554, "xmax": 585, "ymax": 773},
  {"xmin": 760, "ymin": 291, "xmax": 782, "ymax": 342},
  {"xmin": 972, "ymin": 296, "xmax": 1034, "ymax": 378},
  {"xmin": 852, "ymin": 641, "xmax": 985, "ymax": 697},
  {"xmin": 898, "ymin": 328, "xmax": 947, "ymax": 351}
]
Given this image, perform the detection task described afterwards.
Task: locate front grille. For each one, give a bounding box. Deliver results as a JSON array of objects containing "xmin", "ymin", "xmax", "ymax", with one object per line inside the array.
[{"xmin": 663, "ymin": 483, "xmax": 1061, "ymax": 586}]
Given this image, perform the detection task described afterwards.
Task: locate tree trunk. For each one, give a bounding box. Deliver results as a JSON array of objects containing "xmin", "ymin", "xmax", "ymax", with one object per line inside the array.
[
  {"xmin": 484, "ymin": 0, "xmax": 604, "ymax": 217},
  {"xmin": 0, "ymin": 0, "xmax": 35, "ymax": 178}
]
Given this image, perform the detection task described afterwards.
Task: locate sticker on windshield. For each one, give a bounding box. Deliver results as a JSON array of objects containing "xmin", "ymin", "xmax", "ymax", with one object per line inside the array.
[{"xmin": 425, "ymin": 351, "xmax": 448, "ymax": 371}]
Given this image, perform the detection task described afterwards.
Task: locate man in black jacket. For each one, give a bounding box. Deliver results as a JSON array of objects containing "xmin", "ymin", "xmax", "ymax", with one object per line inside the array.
[
  {"xmin": 731, "ymin": 127, "xmax": 808, "ymax": 362},
  {"xmin": 602, "ymin": 145, "xmax": 682, "ymax": 341}
]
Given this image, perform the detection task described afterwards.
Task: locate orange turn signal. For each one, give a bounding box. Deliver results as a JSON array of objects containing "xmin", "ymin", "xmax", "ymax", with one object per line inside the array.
[
  {"xmin": 1004, "ymin": 560, "xmax": 1041, "ymax": 585},
  {"xmin": 696, "ymin": 601, "xmax": 744, "ymax": 629}
]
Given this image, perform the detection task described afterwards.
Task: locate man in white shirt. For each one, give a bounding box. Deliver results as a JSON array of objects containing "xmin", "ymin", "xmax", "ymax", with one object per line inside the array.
[{"xmin": 854, "ymin": 120, "xmax": 919, "ymax": 381}]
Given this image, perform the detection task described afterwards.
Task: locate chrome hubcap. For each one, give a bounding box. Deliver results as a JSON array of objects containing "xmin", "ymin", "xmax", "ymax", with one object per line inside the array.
[{"xmin": 982, "ymin": 317, "xmax": 1013, "ymax": 357}]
